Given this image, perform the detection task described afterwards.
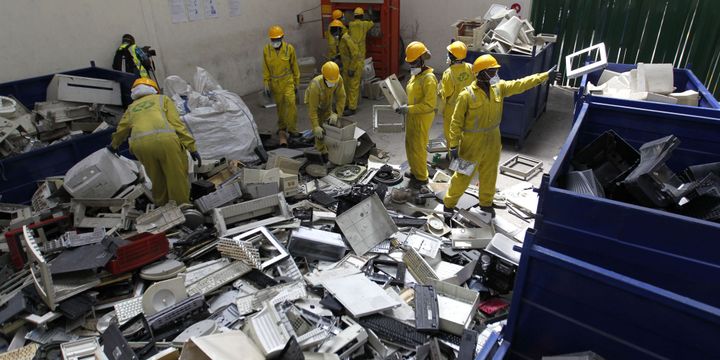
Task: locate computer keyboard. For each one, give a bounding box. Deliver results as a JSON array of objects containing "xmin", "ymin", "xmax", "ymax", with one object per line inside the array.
[{"xmin": 358, "ymin": 314, "xmax": 428, "ymax": 349}]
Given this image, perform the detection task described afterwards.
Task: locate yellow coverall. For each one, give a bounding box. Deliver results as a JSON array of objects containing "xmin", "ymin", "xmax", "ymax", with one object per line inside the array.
[
  {"xmin": 439, "ymin": 62, "xmax": 474, "ymax": 142},
  {"xmin": 326, "ymin": 27, "xmax": 347, "ymax": 61},
  {"xmin": 111, "ymin": 94, "xmax": 197, "ymax": 205},
  {"xmin": 405, "ymin": 68, "xmax": 438, "ymax": 182},
  {"xmin": 444, "ymin": 72, "xmax": 549, "ymax": 208},
  {"xmin": 304, "ymin": 74, "xmax": 346, "ymax": 153},
  {"xmin": 337, "ymin": 33, "xmax": 361, "ymax": 111},
  {"xmin": 263, "ymin": 42, "xmax": 300, "ymax": 133},
  {"xmin": 347, "ymin": 19, "xmax": 374, "ymax": 110}
]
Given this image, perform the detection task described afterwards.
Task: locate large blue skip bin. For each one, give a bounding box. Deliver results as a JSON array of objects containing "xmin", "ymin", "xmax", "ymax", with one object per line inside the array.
[
  {"xmin": 0, "ymin": 65, "xmax": 137, "ymax": 204},
  {"xmin": 466, "ymin": 43, "xmax": 554, "ymax": 148},
  {"xmin": 499, "ymin": 100, "xmax": 720, "ymax": 359},
  {"xmin": 574, "ymin": 63, "xmax": 720, "ymax": 119}
]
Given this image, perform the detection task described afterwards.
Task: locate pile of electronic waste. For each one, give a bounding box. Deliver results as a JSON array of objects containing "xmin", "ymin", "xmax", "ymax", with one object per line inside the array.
[
  {"xmin": 0, "ymin": 75, "xmax": 125, "ymax": 159},
  {"xmin": 562, "ymin": 131, "xmax": 720, "ymax": 223},
  {"xmin": 451, "ymin": 4, "xmax": 556, "ymax": 55},
  {"xmin": 0, "ymin": 122, "xmax": 533, "ymax": 359}
]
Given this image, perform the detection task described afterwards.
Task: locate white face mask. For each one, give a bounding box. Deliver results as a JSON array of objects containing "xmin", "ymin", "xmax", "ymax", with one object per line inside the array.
[
  {"xmin": 325, "ymin": 80, "xmax": 336, "ymax": 88},
  {"xmin": 489, "ymin": 74, "xmax": 500, "ymax": 85},
  {"xmin": 410, "ymin": 67, "xmax": 422, "ymax": 76},
  {"xmin": 446, "ymin": 55, "xmax": 451, "ymax": 65},
  {"xmin": 271, "ymin": 40, "xmax": 282, "ymax": 49}
]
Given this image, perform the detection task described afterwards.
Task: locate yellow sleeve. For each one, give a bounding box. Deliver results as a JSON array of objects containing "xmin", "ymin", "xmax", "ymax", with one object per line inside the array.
[
  {"xmin": 448, "ymin": 93, "xmax": 467, "ymax": 148},
  {"xmin": 364, "ymin": 20, "xmax": 374, "ymax": 33},
  {"xmin": 164, "ymin": 96, "xmax": 197, "ymax": 152},
  {"xmin": 307, "ymin": 82, "xmax": 321, "ymax": 128},
  {"xmin": 343, "ymin": 34, "xmax": 359, "ymax": 59},
  {"xmin": 499, "ymin": 72, "xmax": 549, "ymax": 98},
  {"xmin": 110, "ymin": 110, "xmax": 132, "ymax": 149},
  {"xmin": 289, "ymin": 45, "xmax": 300, "ymax": 88},
  {"xmin": 408, "ymin": 74, "xmax": 438, "ymax": 114},
  {"xmin": 326, "ymin": 32, "xmax": 337, "ymax": 59},
  {"xmin": 335, "ymin": 77, "xmax": 347, "ymax": 115},
  {"xmin": 262, "ymin": 45, "xmax": 270, "ymax": 87},
  {"xmin": 440, "ymin": 69, "xmax": 453, "ymax": 100}
]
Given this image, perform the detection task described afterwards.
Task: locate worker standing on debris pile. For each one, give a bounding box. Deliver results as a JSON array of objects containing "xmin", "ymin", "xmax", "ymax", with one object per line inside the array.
[
  {"xmin": 305, "ymin": 61, "xmax": 346, "ymax": 155},
  {"xmin": 326, "ymin": 10, "xmax": 347, "ymax": 63},
  {"xmin": 263, "ymin": 25, "xmax": 301, "ymax": 147},
  {"xmin": 396, "ymin": 41, "xmax": 437, "ymax": 190},
  {"xmin": 112, "ymin": 34, "xmax": 151, "ymax": 79},
  {"xmin": 439, "ymin": 41, "xmax": 474, "ymax": 144},
  {"xmin": 344, "ymin": 7, "xmax": 374, "ymax": 116},
  {"xmin": 108, "ymin": 78, "xmax": 200, "ymax": 206},
  {"xmin": 443, "ymin": 54, "xmax": 554, "ymax": 220}
]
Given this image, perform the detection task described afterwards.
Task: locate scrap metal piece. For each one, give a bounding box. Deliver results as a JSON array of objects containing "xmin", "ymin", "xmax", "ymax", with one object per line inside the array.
[
  {"xmin": 217, "ymin": 227, "xmax": 288, "ymax": 270},
  {"xmin": 317, "ymin": 317, "xmax": 368, "ymax": 358},
  {"xmin": 321, "ymin": 272, "xmax": 401, "ymax": 317},
  {"xmin": 451, "ymin": 227, "xmax": 495, "ymax": 249},
  {"xmin": 22, "ymin": 226, "xmax": 99, "ymax": 310},
  {"xmin": 336, "ymin": 194, "xmax": 398, "ymax": 256},
  {"xmin": 135, "ymin": 201, "xmax": 185, "ymax": 234},
  {"xmin": 429, "ymin": 279, "xmax": 480, "ymax": 336},
  {"xmin": 60, "ymin": 337, "xmax": 101, "ymax": 360},
  {"xmin": 379, "ymin": 74, "xmax": 408, "ymax": 109},
  {"xmin": 414, "ymin": 285, "xmax": 440, "ymax": 332},
  {"xmin": 194, "ymin": 182, "xmax": 243, "ymax": 214},
  {"xmin": 43, "ymin": 227, "xmax": 106, "ymax": 253},
  {"xmin": 212, "ymin": 193, "xmax": 292, "ymax": 236},
  {"xmin": 499, "ymin": 155, "xmax": 543, "ymax": 181}
]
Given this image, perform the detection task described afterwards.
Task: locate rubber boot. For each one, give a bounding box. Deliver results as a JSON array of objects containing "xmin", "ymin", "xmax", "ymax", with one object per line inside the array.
[
  {"xmin": 343, "ymin": 108, "xmax": 356, "ymax": 116},
  {"xmin": 480, "ymin": 205, "xmax": 496, "ymax": 218},
  {"xmin": 278, "ymin": 130, "xmax": 288, "ymax": 147}
]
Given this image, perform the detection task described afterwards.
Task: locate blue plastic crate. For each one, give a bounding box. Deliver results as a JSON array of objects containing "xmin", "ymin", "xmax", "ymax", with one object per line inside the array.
[
  {"xmin": 574, "ymin": 63, "xmax": 720, "ymax": 119},
  {"xmin": 495, "ymin": 100, "xmax": 720, "ymax": 359},
  {"xmin": 0, "ymin": 65, "xmax": 136, "ymax": 204},
  {"xmin": 466, "ymin": 43, "xmax": 554, "ymax": 148}
]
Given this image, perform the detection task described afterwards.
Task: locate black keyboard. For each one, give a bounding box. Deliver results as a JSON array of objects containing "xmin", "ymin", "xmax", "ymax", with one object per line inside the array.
[
  {"xmin": 359, "ymin": 314, "xmax": 428, "ymax": 349},
  {"xmin": 414, "ymin": 285, "xmax": 439, "ymax": 331}
]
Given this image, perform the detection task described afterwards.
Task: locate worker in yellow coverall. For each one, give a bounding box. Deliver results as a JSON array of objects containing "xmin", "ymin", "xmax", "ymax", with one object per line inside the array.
[
  {"xmin": 305, "ymin": 61, "xmax": 346, "ymax": 155},
  {"xmin": 395, "ymin": 41, "xmax": 437, "ymax": 189},
  {"xmin": 109, "ymin": 78, "xmax": 199, "ymax": 205},
  {"xmin": 344, "ymin": 7, "xmax": 375, "ymax": 116},
  {"xmin": 263, "ymin": 25, "xmax": 300, "ymax": 147},
  {"xmin": 326, "ymin": 9, "xmax": 346, "ymax": 62},
  {"xmin": 439, "ymin": 41, "xmax": 473, "ymax": 142},
  {"xmin": 328, "ymin": 20, "xmax": 359, "ymax": 118},
  {"xmin": 443, "ymin": 54, "xmax": 555, "ymax": 220}
]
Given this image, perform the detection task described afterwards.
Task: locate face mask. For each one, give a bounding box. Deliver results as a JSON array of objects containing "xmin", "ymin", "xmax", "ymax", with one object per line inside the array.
[
  {"xmin": 489, "ymin": 75, "xmax": 500, "ymax": 85},
  {"xmin": 410, "ymin": 67, "xmax": 422, "ymax": 76},
  {"xmin": 446, "ymin": 55, "xmax": 451, "ymax": 65},
  {"xmin": 325, "ymin": 80, "xmax": 336, "ymax": 88},
  {"xmin": 271, "ymin": 40, "xmax": 282, "ymax": 49}
]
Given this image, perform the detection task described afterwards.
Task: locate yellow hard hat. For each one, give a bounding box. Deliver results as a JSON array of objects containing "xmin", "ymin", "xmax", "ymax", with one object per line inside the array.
[
  {"xmin": 332, "ymin": 9, "xmax": 343, "ymax": 20},
  {"xmin": 405, "ymin": 41, "xmax": 430, "ymax": 63},
  {"xmin": 447, "ymin": 41, "xmax": 468, "ymax": 60},
  {"xmin": 354, "ymin": 7, "xmax": 364, "ymax": 16},
  {"xmin": 472, "ymin": 54, "xmax": 501, "ymax": 74},
  {"xmin": 322, "ymin": 61, "xmax": 340, "ymax": 83},
  {"xmin": 132, "ymin": 77, "xmax": 159, "ymax": 92},
  {"xmin": 329, "ymin": 19, "xmax": 345, "ymax": 29},
  {"xmin": 268, "ymin": 25, "xmax": 284, "ymax": 39}
]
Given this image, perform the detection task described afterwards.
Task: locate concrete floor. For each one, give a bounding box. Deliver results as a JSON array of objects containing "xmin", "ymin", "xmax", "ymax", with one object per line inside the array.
[{"xmin": 246, "ymin": 84, "xmax": 575, "ymax": 231}]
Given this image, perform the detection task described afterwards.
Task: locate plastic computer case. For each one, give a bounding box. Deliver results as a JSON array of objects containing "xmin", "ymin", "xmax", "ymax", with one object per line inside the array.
[{"xmin": 571, "ymin": 130, "xmax": 640, "ymax": 195}]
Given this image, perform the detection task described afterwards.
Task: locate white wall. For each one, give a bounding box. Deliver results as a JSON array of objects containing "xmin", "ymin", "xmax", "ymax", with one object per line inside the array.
[
  {"xmin": 399, "ymin": 0, "xmax": 533, "ymax": 70},
  {"xmin": 0, "ymin": 0, "xmax": 323, "ymax": 96}
]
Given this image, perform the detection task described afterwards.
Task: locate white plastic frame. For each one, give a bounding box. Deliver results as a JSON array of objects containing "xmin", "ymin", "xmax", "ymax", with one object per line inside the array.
[{"xmin": 565, "ymin": 42, "xmax": 608, "ymax": 80}]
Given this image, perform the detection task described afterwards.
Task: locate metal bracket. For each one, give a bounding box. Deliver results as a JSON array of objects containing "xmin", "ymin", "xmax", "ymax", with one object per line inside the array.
[{"xmin": 499, "ymin": 155, "xmax": 543, "ymax": 181}]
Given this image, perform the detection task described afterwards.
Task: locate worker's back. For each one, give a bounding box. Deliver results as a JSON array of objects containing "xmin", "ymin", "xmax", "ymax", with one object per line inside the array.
[{"xmin": 125, "ymin": 94, "xmax": 174, "ymax": 140}]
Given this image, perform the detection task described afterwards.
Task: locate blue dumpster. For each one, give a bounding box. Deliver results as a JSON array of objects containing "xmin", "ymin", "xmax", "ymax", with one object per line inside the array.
[
  {"xmin": 574, "ymin": 63, "xmax": 720, "ymax": 119},
  {"xmin": 498, "ymin": 100, "xmax": 720, "ymax": 359},
  {"xmin": 466, "ymin": 43, "xmax": 554, "ymax": 148},
  {"xmin": 0, "ymin": 65, "xmax": 137, "ymax": 204}
]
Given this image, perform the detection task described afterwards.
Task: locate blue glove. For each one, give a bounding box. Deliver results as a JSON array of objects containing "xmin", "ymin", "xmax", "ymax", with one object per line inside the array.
[
  {"xmin": 190, "ymin": 151, "xmax": 202, "ymax": 168},
  {"xmin": 449, "ymin": 147, "xmax": 458, "ymax": 161}
]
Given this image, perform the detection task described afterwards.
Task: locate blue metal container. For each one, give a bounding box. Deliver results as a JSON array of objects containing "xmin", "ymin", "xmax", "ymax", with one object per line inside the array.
[
  {"xmin": 574, "ymin": 63, "xmax": 720, "ymax": 119},
  {"xmin": 498, "ymin": 100, "xmax": 720, "ymax": 359},
  {"xmin": 0, "ymin": 64, "xmax": 137, "ymax": 204},
  {"xmin": 466, "ymin": 43, "xmax": 554, "ymax": 148}
]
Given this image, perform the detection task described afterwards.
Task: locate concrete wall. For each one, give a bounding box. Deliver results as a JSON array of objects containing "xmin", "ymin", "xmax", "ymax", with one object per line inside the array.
[
  {"xmin": 0, "ymin": 0, "xmax": 323, "ymax": 95},
  {"xmin": 399, "ymin": 0, "xmax": 533, "ymax": 71}
]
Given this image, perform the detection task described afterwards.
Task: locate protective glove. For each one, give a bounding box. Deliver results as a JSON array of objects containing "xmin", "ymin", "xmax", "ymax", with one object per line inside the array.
[
  {"xmin": 395, "ymin": 104, "xmax": 409, "ymax": 114},
  {"xmin": 263, "ymin": 84, "xmax": 271, "ymax": 98},
  {"xmin": 546, "ymin": 65, "xmax": 558, "ymax": 84},
  {"xmin": 106, "ymin": 145, "xmax": 119, "ymax": 155},
  {"xmin": 190, "ymin": 151, "xmax": 202, "ymax": 168},
  {"xmin": 313, "ymin": 126, "xmax": 325, "ymax": 140},
  {"xmin": 328, "ymin": 113, "xmax": 339, "ymax": 126},
  {"xmin": 449, "ymin": 147, "xmax": 459, "ymax": 161},
  {"xmin": 348, "ymin": 69, "xmax": 356, "ymax": 78}
]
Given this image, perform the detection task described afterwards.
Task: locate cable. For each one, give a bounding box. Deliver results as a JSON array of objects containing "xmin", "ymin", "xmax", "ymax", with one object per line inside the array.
[{"xmin": 297, "ymin": 4, "xmax": 321, "ymax": 15}]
